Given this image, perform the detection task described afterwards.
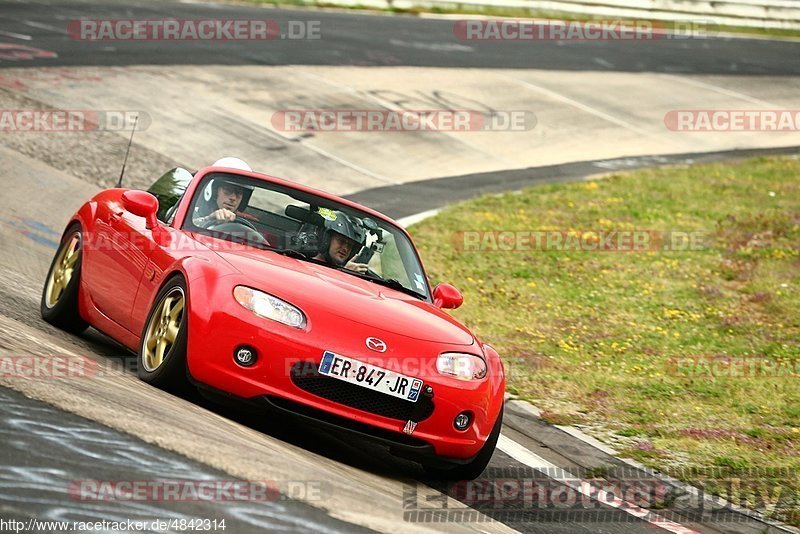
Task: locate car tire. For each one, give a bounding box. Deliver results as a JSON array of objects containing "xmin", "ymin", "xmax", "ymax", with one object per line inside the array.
[
  {"xmin": 137, "ymin": 275, "xmax": 189, "ymax": 391},
  {"xmin": 40, "ymin": 223, "xmax": 89, "ymax": 334},
  {"xmin": 425, "ymin": 406, "xmax": 503, "ymax": 481}
]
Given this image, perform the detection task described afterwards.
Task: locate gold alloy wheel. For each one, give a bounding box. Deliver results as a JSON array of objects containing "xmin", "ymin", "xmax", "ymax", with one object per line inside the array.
[
  {"xmin": 142, "ymin": 287, "xmax": 185, "ymax": 372},
  {"xmin": 45, "ymin": 233, "xmax": 81, "ymax": 309}
]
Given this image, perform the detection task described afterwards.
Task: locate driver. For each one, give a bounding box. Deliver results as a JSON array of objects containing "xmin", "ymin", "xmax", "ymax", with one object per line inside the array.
[
  {"xmin": 194, "ymin": 181, "xmax": 247, "ymax": 225},
  {"xmin": 313, "ymin": 212, "xmax": 369, "ymax": 273},
  {"xmin": 192, "ymin": 157, "xmax": 253, "ymax": 226}
]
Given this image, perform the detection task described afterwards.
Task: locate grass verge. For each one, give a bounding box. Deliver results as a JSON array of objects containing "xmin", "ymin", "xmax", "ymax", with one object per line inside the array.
[{"xmin": 412, "ymin": 155, "xmax": 800, "ymax": 525}]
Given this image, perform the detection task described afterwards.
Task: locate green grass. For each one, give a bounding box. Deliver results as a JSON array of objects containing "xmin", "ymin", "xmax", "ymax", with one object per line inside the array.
[
  {"xmin": 411, "ymin": 155, "xmax": 800, "ymax": 525},
  {"xmin": 237, "ymin": 0, "xmax": 800, "ymax": 40}
]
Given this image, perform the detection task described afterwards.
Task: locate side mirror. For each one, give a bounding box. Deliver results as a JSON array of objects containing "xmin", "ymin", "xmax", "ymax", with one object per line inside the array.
[
  {"xmin": 433, "ymin": 283, "xmax": 463, "ymax": 309},
  {"xmin": 122, "ymin": 190, "xmax": 159, "ymax": 229}
]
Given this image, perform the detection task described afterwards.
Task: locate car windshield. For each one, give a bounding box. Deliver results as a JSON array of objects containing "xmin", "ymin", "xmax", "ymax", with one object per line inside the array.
[{"xmin": 183, "ymin": 172, "xmax": 430, "ymax": 300}]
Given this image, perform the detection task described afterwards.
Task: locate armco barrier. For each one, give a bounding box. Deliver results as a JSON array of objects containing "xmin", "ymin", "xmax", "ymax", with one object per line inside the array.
[{"xmin": 312, "ymin": 0, "xmax": 800, "ymax": 30}]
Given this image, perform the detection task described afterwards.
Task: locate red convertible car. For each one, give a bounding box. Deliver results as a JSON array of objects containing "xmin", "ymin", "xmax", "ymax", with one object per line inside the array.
[{"xmin": 41, "ymin": 158, "xmax": 505, "ymax": 479}]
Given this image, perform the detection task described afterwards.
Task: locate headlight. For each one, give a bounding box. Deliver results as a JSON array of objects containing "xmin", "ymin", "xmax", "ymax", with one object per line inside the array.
[
  {"xmin": 436, "ymin": 352, "xmax": 487, "ymax": 380},
  {"xmin": 233, "ymin": 286, "xmax": 306, "ymax": 329}
]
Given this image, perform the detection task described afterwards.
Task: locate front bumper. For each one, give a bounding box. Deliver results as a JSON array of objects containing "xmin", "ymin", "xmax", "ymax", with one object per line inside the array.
[{"xmin": 185, "ymin": 282, "xmax": 504, "ymax": 460}]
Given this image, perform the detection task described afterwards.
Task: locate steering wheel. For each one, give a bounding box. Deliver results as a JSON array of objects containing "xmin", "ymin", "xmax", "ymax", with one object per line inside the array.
[
  {"xmin": 200, "ymin": 217, "xmax": 267, "ymax": 245},
  {"xmin": 198, "ymin": 215, "xmax": 256, "ymax": 231}
]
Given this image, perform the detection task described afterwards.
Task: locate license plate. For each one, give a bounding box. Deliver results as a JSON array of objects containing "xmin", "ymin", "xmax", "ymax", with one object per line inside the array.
[{"xmin": 318, "ymin": 351, "xmax": 422, "ymax": 402}]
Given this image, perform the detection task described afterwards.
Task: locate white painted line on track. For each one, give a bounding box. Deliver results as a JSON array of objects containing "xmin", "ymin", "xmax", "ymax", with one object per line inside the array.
[
  {"xmin": 397, "ymin": 208, "xmax": 441, "ymax": 227},
  {"xmin": 0, "ymin": 30, "xmax": 32, "ymax": 40},
  {"xmin": 505, "ymin": 76, "xmax": 686, "ymax": 148},
  {"xmin": 300, "ymin": 142, "xmax": 398, "ymax": 185},
  {"xmin": 497, "ymin": 434, "xmax": 701, "ymax": 534},
  {"xmin": 389, "ymin": 39, "xmax": 474, "ymax": 53},
  {"xmin": 657, "ymin": 74, "xmax": 780, "ymax": 107},
  {"xmin": 23, "ymin": 20, "xmax": 68, "ymax": 35},
  {"xmin": 593, "ymin": 57, "xmax": 615, "ymax": 69}
]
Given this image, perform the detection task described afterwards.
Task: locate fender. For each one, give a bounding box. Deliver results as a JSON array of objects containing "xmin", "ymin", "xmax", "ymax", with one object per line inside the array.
[
  {"xmin": 160, "ymin": 257, "xmax": 240, "ymax": 379},
  {"xmin": 70, "ymin": 200, "xmax": 97, "ymax": 329},
  {"xmin": 64, "ymin": 200, "xmax": 97, "ymax": 238},
  {"xmin": 131, "ymin": 249, "xmax": 237, "ymax": 334}
]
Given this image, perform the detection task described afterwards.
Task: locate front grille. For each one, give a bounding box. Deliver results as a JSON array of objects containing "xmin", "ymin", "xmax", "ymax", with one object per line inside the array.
[
  {"xmin": 290, "ymin": 362, "xmax": 434, "ymax": 422},
  {"xmin": 264, "ymin": 395, "xmax": 431, "ymax": 448}
]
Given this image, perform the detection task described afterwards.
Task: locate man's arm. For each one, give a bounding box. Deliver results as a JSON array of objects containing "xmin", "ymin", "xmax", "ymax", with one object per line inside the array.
[
  {"xmin": 194, "ymin": 209, "xmax": 236, "ymax": 225},
  {"xmin": 344, "ymin": 260, "xmax": 369, "ymax": 273}
]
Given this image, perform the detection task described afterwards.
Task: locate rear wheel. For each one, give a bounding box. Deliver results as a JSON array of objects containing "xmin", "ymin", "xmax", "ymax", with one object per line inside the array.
[
  {"xmin": 40, "ymin": 223, "xmax": 89, "ymax": 334},
  {"xmin": 138, "ymin": 275, "xmax": 189, "ymax": 391},
  {"xmin": 425, "ymin": 407, "xmax": 503, "ymax": 480}
]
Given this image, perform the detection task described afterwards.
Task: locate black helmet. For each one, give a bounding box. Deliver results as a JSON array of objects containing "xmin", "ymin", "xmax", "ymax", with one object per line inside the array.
[{"xmin": 319, "ymin": 211, "xmax": 366, "ymax": 265}]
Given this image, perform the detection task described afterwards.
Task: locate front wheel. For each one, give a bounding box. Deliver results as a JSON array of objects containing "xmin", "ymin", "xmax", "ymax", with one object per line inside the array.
[
  {"xmin": 138, "ymin": 275, "xmax": 189, "ymax": 391},
  {"xmin": 41, "ymin": 223, "xmax": 89, "ymax": 334},
  {"xmin": 424, "ymin": 407, "xmax": 503, "ymax": 480}
]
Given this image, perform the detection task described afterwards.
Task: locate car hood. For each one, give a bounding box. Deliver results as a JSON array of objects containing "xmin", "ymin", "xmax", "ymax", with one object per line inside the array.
[{"xmin": 214, "ymin": 247, "xmax": 475, "ymax": 346}]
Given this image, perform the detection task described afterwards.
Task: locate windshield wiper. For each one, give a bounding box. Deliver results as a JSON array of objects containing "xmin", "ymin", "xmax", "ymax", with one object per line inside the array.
[{"xmin": 348, "ymin": 272, "xmax": 427, "ymax": 300}]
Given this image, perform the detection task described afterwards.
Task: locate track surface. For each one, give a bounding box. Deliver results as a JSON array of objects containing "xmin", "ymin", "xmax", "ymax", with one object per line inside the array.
[
  {"xmin": 1, "ymin": 1, "xmax": 798, "ymax": 532},
  {"xmin": 2, "ymin": 0, "xmax": 800, "ymax": 73}
]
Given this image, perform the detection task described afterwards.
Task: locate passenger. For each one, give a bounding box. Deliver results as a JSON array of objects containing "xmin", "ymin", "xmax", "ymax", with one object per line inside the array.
[{"xmin": 313, "ymin": 212, "xmax": 369, "ymax": 273}]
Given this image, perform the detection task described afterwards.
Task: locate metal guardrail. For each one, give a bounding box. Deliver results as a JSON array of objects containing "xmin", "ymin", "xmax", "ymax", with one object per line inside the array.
[{"xmin": 321, "ymin": 0, "xmax": 800, "ymax": 30}]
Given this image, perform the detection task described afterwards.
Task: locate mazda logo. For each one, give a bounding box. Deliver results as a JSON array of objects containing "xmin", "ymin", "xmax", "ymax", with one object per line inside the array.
[{"xmin": 365, "ymin": 337, "xmax": 387, "ymax": 353}]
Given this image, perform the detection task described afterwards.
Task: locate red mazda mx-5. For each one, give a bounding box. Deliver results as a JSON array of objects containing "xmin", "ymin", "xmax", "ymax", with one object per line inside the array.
[{"xmin": 41, "ymin": 160, "xmax": 505, "ymax": 479}]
